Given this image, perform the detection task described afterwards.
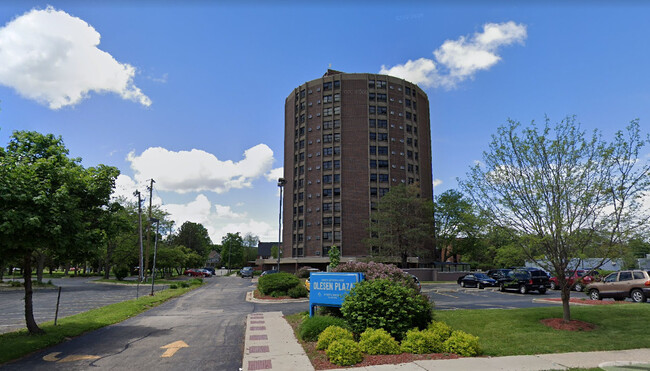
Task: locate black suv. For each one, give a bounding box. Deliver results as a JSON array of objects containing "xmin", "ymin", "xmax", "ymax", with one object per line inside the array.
[{"xmin": 498, "ymin": 268, "xmax": 549, "ymax": 294}]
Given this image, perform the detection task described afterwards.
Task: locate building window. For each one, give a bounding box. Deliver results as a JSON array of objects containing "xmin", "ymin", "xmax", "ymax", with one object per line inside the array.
[
  {"xmin": 370, "ymin": 173, "xmax": 377, "ymax": 182},
  {"xmin": 334, "ymin": 146, "xmax": 341, "ymax": 155},
  {"xmin": 323, "ymin": 217, "xmax": 332, "ymax": 226},
  {"xmin": 323, "ymin": 161, "xmax": 332, "ymax": 170},
  {"xmin": 334, "ymin": 80, "xmax": 340, "ymax": 89},
  {"xmin": 323, "ymin": 189, "xmax": 332, "ymax": 197},
  {"xmin": 323, "ymin": 107, "xmax": 333, "ymax": 116},
  {"xmin": 407, "ymin": 138, "xmax": 413, "ymax": 146},
  {"xmin": 407, "ymin": 150, "xmax": 413, "ymax": 159},
  {"xmin": 323, "ymin": 120, "xmax": 332, "ymax": 129},
  {"xmin": 370, "ymin": 187, "xmax": 378, "ymax": 196},
  {"xmin": 368, "ymin": 80, "xmax": 375, "ymax": 89},
  {"xmin": 323, "ymin": 82, "xmax": 332, "ymax": 91},
  {"xmin": 334, "ymin": 106, "xmax": 341, "ymax": 115},
  {"xmin": 370, "ymin": 160, "xmax": 377, "ymax": 168},
  {"xmin": 323, "ymin": 134, "xmax": 333, "ymax": 143},
  {"xmin": 334, "ymin": 119, "xmax": 341, "ymax": 128},
  {"xmin": 324, "ymin": 147, "xmax": 333, "ymax": 156},
  {"xmin": 405, "ymin": 112, "xmax": 412, "ymax": 119},
  {"xmin": 405, "ymin": 99, "xmax": 411, "ymax": 107},
  {"xmin": 377, "ymin": 106, "xmax": 387, "ymax": 115},
  {"xmin": 323, "ymin": 175, "xmax": 332, "ymax": 183},
  {"xmin": 323, "ymin": 95, "xmax": 332, "ymax": 103},
  {"xmin": 323, "ymin": 202, "xmax": 332, "ymax": 211},
  {"xmin": 406, "ymin": 125, "xmax": 412, "ymax": 133},
  {"xmin": 379, "ymin": 188, "xmax": 390, "ymax": 197},
  {"xmin": 334, "ymin": 93, "xmax": 340, "ymax": 102},
  {"xmin": 333, "ymin": 187, "xmax": 340, "ymax": 196},
  {"xmin": 369, "ymin": 93, "xmax": 375, "ymax": 101},
  {"xmin": 334, "ymin": 202, "xmax": 341, "ymax": 211},
  {"xmin": 377, "ymin": 119, "xmax": 387, "ymax": 128},
  {"xmin": 378, "ymin": 160, "xmax": 388, "ymax": 168},
  {"xmin": 369, "ymin": 146, "xmax": 376, "ymax": 155},
  {"xmin": 408, "ymin": 164, "xmax": 414, "ymax": 172},
  {"xmin": 369, "ymin": 132, "xmax": 377, "ymax": 141},
  {"xmin": 334, "ymin": 231, "xmax": 341, "ymax": 241},
  {"xmin": 334, "ymin": 160, "xmax": 340, "ymax": 169},
  {"xmin": 405, "ymin": 87, "xmax": 411, "ymax": 95},
  {"xmin": 378, "ymin": 146, "xmax": 388, "ymax": 155},
  {"xmin": 323, "ymin": 231, "xmax": 332, "ymax": 240},
  {"xmin": 377, "ymin": 93, "xmax": 387, "ymax": 102},
  {"xmin": 369, "ymin": 106, "xmax": 376, "ymax": 114},
  {"xmin": 334, "ymin": 174, "xmax": 340, "ymax": 183},
  {"xmin": 334, "ymin": 133, "xmax": 341, "ymax": 142},
  {"xmin": 379, "ymin": 174, "xmax": 389, "ymax": 182},
  {"xmin": 413, "ymin": 101, "xmax": 417, "ymax": 109},
  {"xmin": 377, "ymin": 80, "xmax": 387, "ymax": 89},
  {"xmin": 334, "ymin": 217, "xmax": 341, "ymax": 226},
  {"xmin": 378, "ymin": 133, "xmax": 388, "ymax": 141}
]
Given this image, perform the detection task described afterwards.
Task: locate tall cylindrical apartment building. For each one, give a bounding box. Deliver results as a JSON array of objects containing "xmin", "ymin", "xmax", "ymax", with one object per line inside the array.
[{"xmin": 283, "ymin": 70, "xmax": 432, "ymax": 261}]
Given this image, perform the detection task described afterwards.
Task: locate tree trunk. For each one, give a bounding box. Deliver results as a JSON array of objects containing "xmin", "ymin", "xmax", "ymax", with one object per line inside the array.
[
  {"xmin": 23, "ymin": 253, "xmax": 44, "ymax": 334},
  {"xmin": 104, "ymin": 241, "xmax": 115, "ymax": 280},
  {"xmin": 36, "ymin": 252, "xmax": 45, "ymax": 284},
  {"xmin": 560, "ymin": 281, "xmax": 572, "ymax": 323}
]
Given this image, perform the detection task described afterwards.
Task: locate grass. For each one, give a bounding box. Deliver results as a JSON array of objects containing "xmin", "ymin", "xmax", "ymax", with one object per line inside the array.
[
  {"xmin": 287, "ymin": 304, "xmax": 650, "ymax": 364},
  {"xmin": 434, "ymin": 304, "xmax": 650, "ymax": 356},
  {"xmin": 0, "ymin": 281, "xmax": 203, "ymax": 365}
]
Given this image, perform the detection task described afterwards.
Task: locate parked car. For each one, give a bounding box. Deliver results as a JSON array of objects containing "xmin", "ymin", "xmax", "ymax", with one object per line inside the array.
[
  {"xmin": 198, "ymin": 269, "xmax": 212, "ymax": 277},
  {"xmin": 240, "ymin": 267, "xmax": 254, "ymax": 278},
  {"xmin": 260, "ymin": 269, "xmax": 279, "ymax": 276},
  {"xmin": 498, "ymin": 268, "xmax": 549, "ymax": 294},
  {"xmin": 406, "ymin": 273, "xmax": 421, "ymax": 291},
  {"xmin": 183, "ymin": 268, "xmax": 207, "ymax": 277},
  {"xmin": 486, "ymin": 269, "xmax": 511, "ymax": 280},
  {"xmin": 458, "ymin": 273, "xmax": 497, "ymax": 289},
  {"xmin": 549, "ymin": 269, "xmax": 599, "ymax": 291},
  {"xmin": 203, "ymin": 267, "xmax": 216, "ymax": 276},
  {"xmin": 586, "ymin": 270, "xmax": 650, "ymax": 303}
]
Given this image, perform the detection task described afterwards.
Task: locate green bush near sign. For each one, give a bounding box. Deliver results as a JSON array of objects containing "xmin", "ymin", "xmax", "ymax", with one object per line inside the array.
[
  {"xmin": 258, "ymin": 272, "xmax": 301, "ymax": 296},
  {"xmin": 298, "ymin": 315, "xmax": 350, "ymax": 341},
  {"xmin": 341, "ymin": 279, "xmax": 432, "ymax": 340}
]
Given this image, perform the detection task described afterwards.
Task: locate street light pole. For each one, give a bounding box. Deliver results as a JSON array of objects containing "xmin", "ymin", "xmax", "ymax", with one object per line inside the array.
[
  {"xmin": 277, "ymin": 177, "xmax": 286, "ymax": 272},
  {"xmin": 150, "ymin": 218, "xmax": 159, "ymax": 296}
]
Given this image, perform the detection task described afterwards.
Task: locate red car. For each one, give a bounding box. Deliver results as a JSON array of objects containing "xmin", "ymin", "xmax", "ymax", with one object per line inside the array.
[
  {"xmin": 183, "ymin": 268, "xmax": 209, "ymax": 277},
  {"xmin": 549, "ymin": 269, "xmax": 599, "ymax": 291}
]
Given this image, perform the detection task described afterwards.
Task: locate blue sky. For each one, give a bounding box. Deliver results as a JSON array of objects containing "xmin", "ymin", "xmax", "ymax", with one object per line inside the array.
[{"xmin": 1, "ymin": 2, "xmax": 649, "ymax": 244}]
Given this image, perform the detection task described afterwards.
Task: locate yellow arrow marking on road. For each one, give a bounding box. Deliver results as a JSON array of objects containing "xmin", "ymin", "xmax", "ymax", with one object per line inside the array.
[
  {"xmin": 160, "ymin": 340, "xmax": 189, "ymax": 358},
  {"xmin": 43, "ymin": 352, "xmax": 100, "ymax": 363}
]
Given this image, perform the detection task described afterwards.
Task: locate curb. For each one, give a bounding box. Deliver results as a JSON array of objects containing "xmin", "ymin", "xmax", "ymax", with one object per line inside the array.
[{"xmin": 246, "ymin": 291, "xmax": 309, "ymax": 304}]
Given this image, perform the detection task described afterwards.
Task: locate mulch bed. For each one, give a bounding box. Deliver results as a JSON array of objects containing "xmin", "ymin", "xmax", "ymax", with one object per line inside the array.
[
  {"xmin": 540, "ymin": 318, "xmax": 596, "ymax": 331},
  {"xmin": 285, "ymin": 316, "xmax": 461, "ymax": 370}
]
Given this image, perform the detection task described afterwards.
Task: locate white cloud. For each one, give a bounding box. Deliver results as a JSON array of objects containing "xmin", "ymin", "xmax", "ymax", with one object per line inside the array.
[
  {"xmin": 161, "ymin": 194, "xmax": 275, "ymax": 243},
  {"xmin": 126, "ymin": 144, "xmax": 275, "ymax": 194},
  {"xmin": 380, "ymin": 21, "xmax": 527, "ymax": 89},
  {"xmin": 433, "ymin": 179, "xmax": 443, "ymax": 188},
  {"xmin": 0, "ymin": 6, "xmax": 151, "ymax": 109},
  {"xmin": 265, "ymin": 167, "xmax": 284, "ymax": 182}
]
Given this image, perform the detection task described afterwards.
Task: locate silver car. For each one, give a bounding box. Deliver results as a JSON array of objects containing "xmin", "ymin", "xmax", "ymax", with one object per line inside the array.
[{"xmin": 586, "ymin": 270, "xmax": 650, "ymax": 303}]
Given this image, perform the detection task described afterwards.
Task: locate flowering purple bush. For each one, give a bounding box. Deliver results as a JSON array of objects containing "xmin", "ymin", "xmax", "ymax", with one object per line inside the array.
[{"xmin": 332, "ymin": 261, "xmax": 419, "ymax": 292}]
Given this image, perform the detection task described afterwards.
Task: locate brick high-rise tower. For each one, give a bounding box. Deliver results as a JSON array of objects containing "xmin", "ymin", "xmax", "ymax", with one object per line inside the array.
[{"xmin": 282, "ymin": 70, "xmax": 432, "ymax": 264}]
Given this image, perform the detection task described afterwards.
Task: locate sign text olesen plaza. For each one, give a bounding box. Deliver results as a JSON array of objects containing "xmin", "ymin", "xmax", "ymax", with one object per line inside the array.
[{"xmin": 309, "ymin": 272, "xmax": 364, "ymax": 317}]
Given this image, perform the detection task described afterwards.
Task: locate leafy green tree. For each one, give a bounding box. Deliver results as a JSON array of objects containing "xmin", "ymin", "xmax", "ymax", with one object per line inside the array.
[
  {"xmin": 461, "ymin": 117, "xmax": 650, "ymax": 322},
  {"xmin": 220, "ymin": 232, "xmax": 244, "ymax": 268},
  {"xmin": 366, "ymin": 184, "xmax": 435, "ymax": 267},
  {"xmin": 0, "ymin": 131, "xmax": 118, "ymax": 334},
  {"xmin": 169, "ymin": 221, "xmax": 212, "ymax": 257},
  {"xmin": 434, "ymin": 189, "xmax": 484, "ymax": 263},
  {"xmin": 271, "ymin": 245, "xmax": 279, "ymax": 259},
  {"xmin": 328, "ymin": 245, "xmax": 340, "ymax": 269}
]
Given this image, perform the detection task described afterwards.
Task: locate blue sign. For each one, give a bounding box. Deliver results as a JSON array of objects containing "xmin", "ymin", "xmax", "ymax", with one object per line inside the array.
[{"xmin": 309, "ymin": 272, "xmax": 364, "ymax": 317}]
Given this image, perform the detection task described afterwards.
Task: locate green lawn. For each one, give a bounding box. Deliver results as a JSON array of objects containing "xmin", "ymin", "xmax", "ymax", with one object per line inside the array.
[
  {"xmin": 0, "ymin": 282, "xmax": 203, "ymax": 365},
  {"xmin": 435, "ymin": 304, "xmax": 650, "ymax": 356}
]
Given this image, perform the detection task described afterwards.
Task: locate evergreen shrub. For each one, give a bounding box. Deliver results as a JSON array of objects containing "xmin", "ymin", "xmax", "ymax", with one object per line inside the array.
[
  {"xmin": 443, "ymin": 330, "xmax": 481, "ymax": 357},
  {"xmin": 326, "ymin": 339, "xmax": 363, "ymax": 366},
  {"xmin": 358, "ymin": 328, "xmax": 401, "ymax": 355},
  {"xmin": 316, "ymin": 325, "xmax": 354, "ymax": 350},
  {"xmin": 299, "ymin": 315, "xmax": 350, "ymax": 341},
  {"xmin": 258, "ymin": 272, "xmax": 300, "ymax": 295}
]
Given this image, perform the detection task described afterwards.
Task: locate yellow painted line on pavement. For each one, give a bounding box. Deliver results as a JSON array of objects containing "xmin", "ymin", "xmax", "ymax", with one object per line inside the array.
[
  {"xmin": 43, "ymin": 352, "xmax": 100, "ymax": 363},
  {"xmin": 434, "ymin": 292, "xmax": 458, "ymax": 298}
]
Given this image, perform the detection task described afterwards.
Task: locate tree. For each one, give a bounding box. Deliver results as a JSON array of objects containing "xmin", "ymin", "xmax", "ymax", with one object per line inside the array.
[
  {"xmin": 434, "ymin": 189, "xmax": 484, "ymax": 263},
  {"xmin": 366, "ymin": 184, "xmax": 435, "ymax": 267},
  {"xmin": 461, "ymin": 117, "xmax": 650, "ymax": 322},
  {"xmin": 170, "ymin": 221, "xmax": 212, "ymax": 257},
  {"xmin": 0, "ymin": 131, "xmax": 118, "ymax": 334},
  {"xmin": 220, "ymin": 232, "xmax": 244, "ymax": 268},
  {"xmin": 328, "ymin": 245, "xmax": 340, "ymax": 269}
]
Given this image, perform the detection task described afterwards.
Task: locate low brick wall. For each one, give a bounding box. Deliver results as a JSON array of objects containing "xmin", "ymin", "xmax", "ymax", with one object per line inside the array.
[{"xmin": 403, "ymin": 268, "xmax": 468, "ymax": 282}]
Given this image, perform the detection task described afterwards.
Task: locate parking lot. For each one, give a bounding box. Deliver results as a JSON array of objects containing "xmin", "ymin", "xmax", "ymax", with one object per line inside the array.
[{"xmin": 423, "ymin": 283, "xmax": 567, "ymax": 310}]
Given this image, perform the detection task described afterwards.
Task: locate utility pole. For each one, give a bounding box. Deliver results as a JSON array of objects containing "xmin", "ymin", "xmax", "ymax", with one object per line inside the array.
[
  {"xmin": 144, "ymin": 179, "xmax": 155, "ymax": 281},
  {"xmin": 134, "ymin": 190, "xmax": 144, "ymax": 287}
]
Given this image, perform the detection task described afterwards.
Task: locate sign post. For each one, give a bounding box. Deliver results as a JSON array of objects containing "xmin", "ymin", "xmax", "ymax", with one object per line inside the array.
[{"xmin": 309, "ymin": 272, "xmax": 364, "ymax": 317}]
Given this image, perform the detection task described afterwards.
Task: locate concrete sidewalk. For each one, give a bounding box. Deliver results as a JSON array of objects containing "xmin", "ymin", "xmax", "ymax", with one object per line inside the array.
[{"xmin": 241, "ymin": 311, "xmax": 650, "ymax": 371}]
